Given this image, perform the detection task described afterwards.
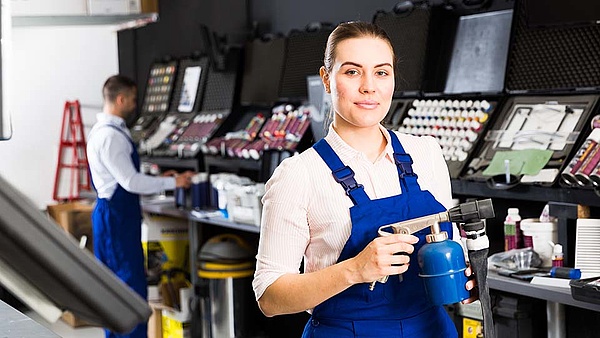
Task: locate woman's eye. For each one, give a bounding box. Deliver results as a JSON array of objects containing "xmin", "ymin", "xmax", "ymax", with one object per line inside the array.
[
  {"xmin": 376, "ymin": 70, "xmax": 389, "ymax": 76},
  {"xmin": 345, "ymin": 69, "xmax": 359, "ymax": 75}
]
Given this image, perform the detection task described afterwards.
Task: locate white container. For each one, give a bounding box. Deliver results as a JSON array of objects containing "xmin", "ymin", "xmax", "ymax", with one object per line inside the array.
[
  {"xmin": 11, "ymin": 0, "xmax": 88, "ymax": 16},
  {"xmin": 87, "ymin": 0, "xmax": 129, "ymax": 15},
  {"xmin": 226, "ymin": 183, "xmax": 265, "ymax": 227},
  {"xmin": 520, "ymin": 218, "xmax": 558, "ymax": 267}
]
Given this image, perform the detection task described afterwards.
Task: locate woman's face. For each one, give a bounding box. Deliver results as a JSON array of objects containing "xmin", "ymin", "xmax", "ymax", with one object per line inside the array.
[{"xmin": 322, "ymin": 36, "xmax": 395, "ymax": 131}]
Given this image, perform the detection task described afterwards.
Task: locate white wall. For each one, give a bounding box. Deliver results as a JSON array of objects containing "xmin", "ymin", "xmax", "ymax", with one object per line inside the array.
[{"xmin": 0, "ymin": 25, "xmax": 119, "ymax": 209}]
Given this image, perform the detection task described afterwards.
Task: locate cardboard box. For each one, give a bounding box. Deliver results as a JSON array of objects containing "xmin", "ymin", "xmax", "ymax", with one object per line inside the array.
[
  {"xmin": 47, "ymin": 201, "xmax": 96, "ymax": 329},
  {"xmin": 148, "ymin": 301, "xmax": 174, "ymax": 338},
  {"xmin": 61, "ymin": 311, "xmax": 94, "ymax": 328},
  {"xmin": 47, "ymin": 201, "xmax": 94, "ymax": 252},
  {"xmin": 87, "ymin": 0, "xmax": 157, "ymax": 15},
  {"xmin": 129, "ymin": 0, "xmax": 159, "ymax": 13},
  {"xmin": 142, "ymin": 215, "xmax": 189, "ymax": 302}
]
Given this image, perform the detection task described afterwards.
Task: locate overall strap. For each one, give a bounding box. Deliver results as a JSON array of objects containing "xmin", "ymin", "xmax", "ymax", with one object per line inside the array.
[
  {"xmin": 103, "ymin": 124, "xmax": 134, "ymax": 144},
  {"xmin": 388, "ymin": 130, "xmax": 420, "ymax": 193},
  {"xmin": 89, "ymin": 124, "xmax": 140, "ymax": 194},
  {"xmin": 101, "ymin": 124, "xmax": 140, "ymax": 172},
  {"xmin": 313, "ymin": 139, "xmax": 370, "ymax": 205}
]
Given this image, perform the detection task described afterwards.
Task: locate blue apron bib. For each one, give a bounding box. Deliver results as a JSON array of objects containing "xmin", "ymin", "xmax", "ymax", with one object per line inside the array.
[
  {"xmin": 302, "ymin": 130, "xmax": 457, "ymax": 338},
  {"xmin": 91, "ymin": 125, "xmax": 148, "ymax": 338}
]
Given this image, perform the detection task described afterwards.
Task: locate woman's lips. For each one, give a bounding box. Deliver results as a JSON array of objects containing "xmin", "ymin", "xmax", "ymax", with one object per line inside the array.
[{"xmin": 355, "ymin": 100, "xmax": 379, "ymax": 109}]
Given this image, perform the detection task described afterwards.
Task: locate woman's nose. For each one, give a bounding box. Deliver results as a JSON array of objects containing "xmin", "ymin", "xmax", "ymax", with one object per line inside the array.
[{"xmin": 359, "ymin": 75, "xmax": 375, "ymax": 93}]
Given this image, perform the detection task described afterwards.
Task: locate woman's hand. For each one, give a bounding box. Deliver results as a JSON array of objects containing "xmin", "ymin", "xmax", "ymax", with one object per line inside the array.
[
  {"xmin": 349, "ymin": 234, "xmax": 419, "ymax": 284},
  {"xmin": 462, "ymin": 265, "xmax": 479, "ymax": 304}
]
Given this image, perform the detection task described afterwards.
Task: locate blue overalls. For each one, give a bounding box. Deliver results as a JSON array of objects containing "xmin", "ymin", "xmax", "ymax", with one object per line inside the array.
[
  {"xmin": 302, "ymin": 130, "xmax": 457, "ymax": 338},
  {"xmin": 91, "ymin": 125, "xmax": 148, "ymax": 338}
]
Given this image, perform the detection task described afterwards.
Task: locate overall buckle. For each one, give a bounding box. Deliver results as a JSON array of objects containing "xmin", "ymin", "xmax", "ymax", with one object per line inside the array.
[
  {"xmin": 332, "ymin": 166, "xmax": 363, "ymax": 195},
  {"xmin": 394, "ymin": 153, "xmax": 417, "ymax": 179}
]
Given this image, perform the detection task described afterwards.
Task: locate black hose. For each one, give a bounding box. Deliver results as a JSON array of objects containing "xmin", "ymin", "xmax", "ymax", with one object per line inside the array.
[{"xmin": 469, "ymin": 248, "xmax": 495, "ymax": 338}]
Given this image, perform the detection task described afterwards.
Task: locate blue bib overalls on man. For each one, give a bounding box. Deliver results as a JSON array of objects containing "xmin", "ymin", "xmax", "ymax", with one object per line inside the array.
[
  {"xmin": 302, "ymin": 130, "xmax": 457, "ymax": 338},
  {"xmin": 91, "ymin": 125, "xmax": 148, "ymax": 338}
]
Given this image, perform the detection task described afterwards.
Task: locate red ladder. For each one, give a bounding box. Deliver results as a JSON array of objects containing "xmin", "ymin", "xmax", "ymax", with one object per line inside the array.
[{"xmin": 52, "ymin": 100, "xmax": 91, "ymax": 202}]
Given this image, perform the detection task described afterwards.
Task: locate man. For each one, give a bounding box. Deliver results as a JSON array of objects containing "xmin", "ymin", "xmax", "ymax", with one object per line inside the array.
[{"xmin": 87, "ymin": 75, "xmax": 192, "ymax": 338}]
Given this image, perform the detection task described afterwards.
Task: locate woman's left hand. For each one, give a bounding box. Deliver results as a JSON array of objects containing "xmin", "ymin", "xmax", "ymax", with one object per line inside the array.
[{"xmin": 461, "ymin": 265, "xmax": 479, "ymax": 304}]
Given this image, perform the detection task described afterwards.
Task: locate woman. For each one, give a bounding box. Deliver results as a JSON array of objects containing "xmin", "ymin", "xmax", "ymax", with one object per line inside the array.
[{"xmin": 253, "ymin": 21, "xmax": 476, "ymax": 337}]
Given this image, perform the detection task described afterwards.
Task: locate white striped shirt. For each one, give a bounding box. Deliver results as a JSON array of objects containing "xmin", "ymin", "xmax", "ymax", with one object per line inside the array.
[{"xmin": 253, "ymin": 124, "xmax": 455, "ymax": 301}]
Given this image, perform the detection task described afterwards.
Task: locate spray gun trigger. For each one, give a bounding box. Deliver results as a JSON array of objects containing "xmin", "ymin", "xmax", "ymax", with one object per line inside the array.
[
  {"xmin": 369, "ymin": 275, "xmax": 389, "ymax": 291},
  {"xmin": 378, "ymin": 225, "xmax": 395, "ymax": 237},
  {"xmin": 378, "ymin": 224, "xmax": 413, "ymax": 236}
]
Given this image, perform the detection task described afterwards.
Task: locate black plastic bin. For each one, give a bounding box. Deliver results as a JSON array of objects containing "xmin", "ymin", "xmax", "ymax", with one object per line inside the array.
[{"xmin": 492, "ymin": 291, "xmax": 546, "ymax": 338}]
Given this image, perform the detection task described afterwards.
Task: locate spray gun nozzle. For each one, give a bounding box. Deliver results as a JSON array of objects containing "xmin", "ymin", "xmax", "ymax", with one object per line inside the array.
[{"xmin": 448, "ymin": 199, "xmax": 494, "ymax": 223}]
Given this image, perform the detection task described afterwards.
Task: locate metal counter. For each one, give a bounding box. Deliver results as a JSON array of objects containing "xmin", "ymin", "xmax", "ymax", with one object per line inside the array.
[{"xmin": 0, "ymin": 301, "xmax": 59, "ymax": 337}]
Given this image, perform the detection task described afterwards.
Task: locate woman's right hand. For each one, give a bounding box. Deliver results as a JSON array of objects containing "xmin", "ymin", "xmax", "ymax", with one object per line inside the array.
[{"xmin": 349, "ymin": 234, "xmax": 419, "ymax": 284}]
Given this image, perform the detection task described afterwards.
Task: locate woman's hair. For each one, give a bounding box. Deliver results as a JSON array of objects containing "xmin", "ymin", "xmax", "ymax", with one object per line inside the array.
[
  {"xmin": 103, "ymin": 75, "xmax": 136, "ymax": 103},
  {"xmin": 323, "ymin": 21, "xmax": 396, "ymax": 73}
]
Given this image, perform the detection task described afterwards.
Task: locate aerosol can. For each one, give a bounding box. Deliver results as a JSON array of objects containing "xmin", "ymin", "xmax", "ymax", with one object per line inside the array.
[{"xmin": 375, "ymin": 199, "xmax": 495, "ymax": 306}]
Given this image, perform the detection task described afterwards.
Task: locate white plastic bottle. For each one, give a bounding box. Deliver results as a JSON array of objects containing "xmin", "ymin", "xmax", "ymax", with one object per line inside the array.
[
  {"xmin": 504, "ymin": 208, "xmax": 521, "ymax": 251},
  {"xmin": 552, "ymin": 243, "xmax": 564, "ymax": 267}
]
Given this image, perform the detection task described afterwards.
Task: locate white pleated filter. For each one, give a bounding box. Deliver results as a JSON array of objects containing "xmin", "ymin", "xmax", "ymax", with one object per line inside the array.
[{"xmin": 575, "ymin": 219, "xmax": 600, "ymax": 275}]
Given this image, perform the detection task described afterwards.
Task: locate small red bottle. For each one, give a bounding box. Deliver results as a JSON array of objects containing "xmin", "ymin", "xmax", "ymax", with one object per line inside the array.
[{"xmin": 552, "ymin": 244, "xmax": 564, "ymax": 268}]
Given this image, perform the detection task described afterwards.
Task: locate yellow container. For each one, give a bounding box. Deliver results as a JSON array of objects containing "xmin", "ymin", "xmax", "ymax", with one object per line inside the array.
[{"xmin": 161, "ymin": 309, "xmax": 190, "ymax": 338}]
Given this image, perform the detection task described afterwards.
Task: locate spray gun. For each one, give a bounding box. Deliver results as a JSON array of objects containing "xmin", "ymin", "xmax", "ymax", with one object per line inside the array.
[{"xmin": 371, "ymin": 198, "xmax": 496, "ymax": 337}]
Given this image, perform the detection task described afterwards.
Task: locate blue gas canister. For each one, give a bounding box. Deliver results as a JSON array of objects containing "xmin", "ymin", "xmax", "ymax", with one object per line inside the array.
[{"xmin": 418, "ymin": 230, "xmax": 469, "ymax": 306}]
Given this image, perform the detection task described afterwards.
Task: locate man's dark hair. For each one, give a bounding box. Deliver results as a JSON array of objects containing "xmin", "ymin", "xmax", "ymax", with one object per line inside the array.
[{"xmin": 102, "ymin": 75, "xmax": 136, "ymax": 103}]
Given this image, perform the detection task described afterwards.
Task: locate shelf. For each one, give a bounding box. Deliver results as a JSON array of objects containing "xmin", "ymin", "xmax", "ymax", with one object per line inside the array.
[
  {"xmin": 141, "ymin": 199, "xmax": 260, "ymax": 234},
  {"xmin": 451, "ymin": 179, "xmax": 600, "ymax": 207},
  {"xmin": 141, "ymin": 156, "xmax": 201, "ymax": 171},
  {"xmin": 190, "ymin": 213, "xmax": 260, "ymax": 234},
  {"xmin": 11, "ymin": 13, "xmax": 158, "ymax": 30},
  {"xmin": 204, "ymin": 155, "xmax": 262, "ymax": 171},
  {"xmin": 488, "ymin": 271, "xmax": 600, "ymax": 312}
]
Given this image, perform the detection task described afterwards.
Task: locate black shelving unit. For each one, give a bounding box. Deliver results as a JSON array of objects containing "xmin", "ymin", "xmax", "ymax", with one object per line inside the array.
[
  {"xmin": 489, "ymin": 271, "xmax": 600, "ymax": 312},
  {"xmin": 203, "ymin": 149, "xmax": 295, "ymax": 184},
  {"xmin": 451, "ymin": 179, "xmax": 600, "ymax": 208},
  {"xmin": 204, "ymin": 155, "xmax": 262, "ymax": 172},
  {"xmin": 452, "ymin": 178, "xmax": 600, "ymax": 267},
  {"xmin": 140, "ymin": 156, "xmax": 202, "ymax": 172},
  {"xmin": 141, "ymin": 200, "xmax": 260, "ymax": 304}
]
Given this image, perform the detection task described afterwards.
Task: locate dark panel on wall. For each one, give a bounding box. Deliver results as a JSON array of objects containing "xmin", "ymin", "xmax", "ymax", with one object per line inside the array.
[
  {"xmin": 505, "ymin": 0, "xmax": 600, "ymax": 93},
  {"xmin": 251, "ymin": 0, "xmax": 400, "ymax": 35},
  {"xmin": 118, "ymin": 0, "xmax": 248, "ymax": 112},
  {"xmin": 117, "ymin": 29, "xmax": 136, "ymax": 82},
  {"xmin": 373, "ymin": 7, "xmax": 433, "ymax": 95},
  {"xmin": 278, "ymin": 26, "xmax": 333, "ymax": 101},
  {"xmin": 240, "ymin": 36, "xmax": 287, "ymax": 106}
]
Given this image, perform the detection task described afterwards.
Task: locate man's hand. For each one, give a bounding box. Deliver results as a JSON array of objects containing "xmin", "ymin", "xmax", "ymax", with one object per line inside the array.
[
  {"xmin": 162, "ymin": 170, "xmax": 178, "ymax": 177},
  {"xmin": 175, "ymin": 171, "xmax": 195, "ymax": 189}
]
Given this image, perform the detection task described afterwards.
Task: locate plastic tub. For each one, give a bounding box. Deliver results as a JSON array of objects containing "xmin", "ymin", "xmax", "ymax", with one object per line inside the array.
[{"xmin": 520, "ymin": 218, "xmax": 558, "ymax": 267}]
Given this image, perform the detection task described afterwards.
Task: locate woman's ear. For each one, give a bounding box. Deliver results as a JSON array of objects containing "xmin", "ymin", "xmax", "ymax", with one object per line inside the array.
[{"xmin": 319, "ymin": 66, "xmax": 330, "ymax": 94}]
